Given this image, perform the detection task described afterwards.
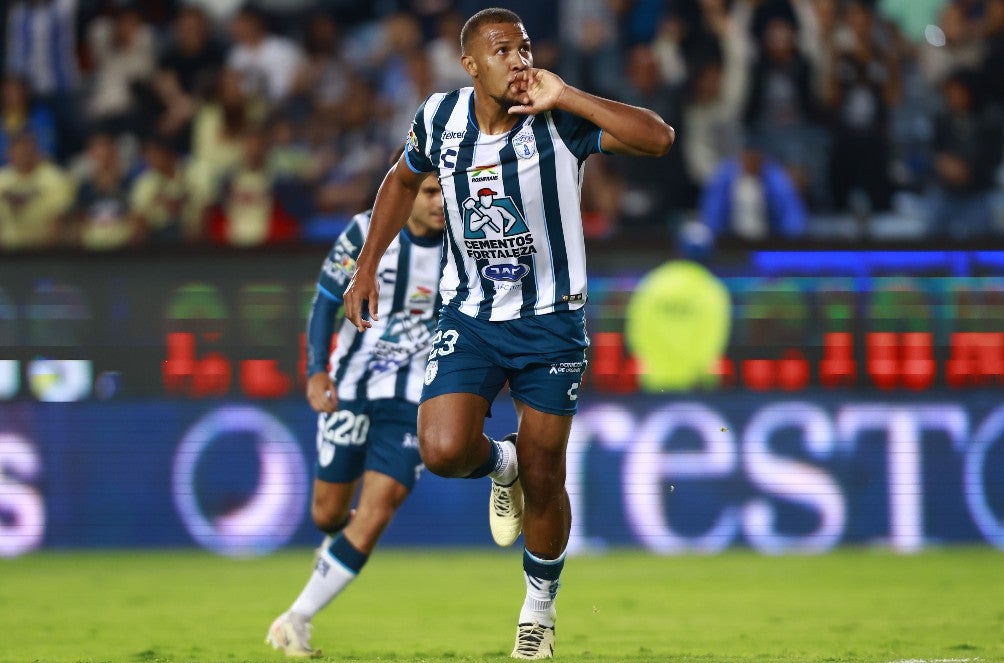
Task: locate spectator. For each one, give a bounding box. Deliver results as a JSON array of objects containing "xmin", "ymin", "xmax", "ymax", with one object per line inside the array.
[
  {"xmin": 1, "ymin": 75, "xmax": 56, "ymax": 163},
  {"xmin": 980, "ymin": 0, "xmax": 1004, "ymax": 111},
  {"xmin": 556, "ymin": 0, "xmax": 621, "ymax": 95},
  {"xmin": 0, "ymin": 131, "xmax": 75, "ymax": 250},
  {"xmin": 5, "ymin": 0, "xmax": 81, "ymax": 158},
  {"xmin": 206, "ymin": 126, "xmax": 298, "ymax": 247},
  {"xmin": 682, "ymin": 0, "xmax": 751, "ymax": 187},
  {"xmin": 75, "ymin": 131, "xmax": 137, "ymax": 250},
  {"xmin": 743, "ymin": 15, "xmax": 822, "ymax": 200},
  {"xmin": 190, "ymin": 67, "xmax": 267, "ymax": 200},
  {"xmin": 85, "ymin": 2, "xmax": 156, "ymax": 135},
  {"xmin": 226, "ymin": 5, "xmax": 303, "ymax": 103},
  {"xmin": 824, "ymin": 0, "xmax": 900, "ymax": 214},
  {"xmin": 426, "ymin": 10, "xmax": 469, "ymax": 91},
  {"xmin": 927, "ymin": 69, "xmax": 1004, "ymax": 241},
  {"xmin": 129, "ymin": 134, "xmax": 202, "ymax": 243},
  {"xmin": 919, "ymin": 2, "xmax": 984, "ymax": 89},
  {"xmin": 147, "ymin": 5, "xmax": 226, "ymax": 148},
  {"xmin": 700, "ymin": 134, "xmax": 807, "ymax": 241},
  {"xmin": 290, "ymin": 12, "xmax": 351, "ymax": 118},
  {"xmin": 609, "ymin": 43, "xmax": 689, "ymax": 225}
]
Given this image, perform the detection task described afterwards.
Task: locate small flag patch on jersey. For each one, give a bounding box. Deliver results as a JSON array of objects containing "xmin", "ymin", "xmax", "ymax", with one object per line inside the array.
[{"xmin": 562, "ymin": 293, "xmax": 584, "ymax": 302}]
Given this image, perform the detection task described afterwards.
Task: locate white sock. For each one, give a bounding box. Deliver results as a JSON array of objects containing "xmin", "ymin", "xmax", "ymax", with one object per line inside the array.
[
  {"xmin": 289, "ymin": 549, "xmax": 357, "ymax": 619},
  {"xmin": 519, "ymin": 550, "xmax": 565, "ymax": 627},
  {"xmin": 488, "ymin": 437, "xmax": 518, "ymax": 485}
]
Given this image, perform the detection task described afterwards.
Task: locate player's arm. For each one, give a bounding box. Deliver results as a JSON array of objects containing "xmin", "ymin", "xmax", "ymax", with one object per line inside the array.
[
  {"xmin": 509, "ymin": 68, "xmax": 674, "ymax": 157},
  {"xmin": 305, "ymin": 289, "xmax": 339, "ymax": 413},
  {"xmin": 342, "ymin": 157, "xmax": 426, "ymax": 332}
]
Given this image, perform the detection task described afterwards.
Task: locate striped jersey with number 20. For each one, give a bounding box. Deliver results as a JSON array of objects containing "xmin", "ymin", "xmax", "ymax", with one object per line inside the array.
[{"xmin": 316, "ymin": 211, "xmax": 443, "ymax": 403}]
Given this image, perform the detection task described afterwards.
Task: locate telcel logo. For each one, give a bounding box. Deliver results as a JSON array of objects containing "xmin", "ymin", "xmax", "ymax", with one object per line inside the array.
[{"xmin": 482, "ymin": 263, "xmax": 528, "ymax": 282}]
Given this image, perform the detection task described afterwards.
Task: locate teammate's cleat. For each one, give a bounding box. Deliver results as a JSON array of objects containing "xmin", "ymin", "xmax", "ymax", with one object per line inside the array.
[
  {"xmin": 265, "ymin": 611, "xmax": 320, "ymax": 658},
  {"xmin": 511, "ymin": 622, "xmax": 555, "ymax": 659},
  {"xmin": 489, "ymin": 433, "xmax": 523, "ymax": 546}
]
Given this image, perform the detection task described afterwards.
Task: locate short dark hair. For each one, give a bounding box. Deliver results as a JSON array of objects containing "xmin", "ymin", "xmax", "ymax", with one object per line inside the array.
[{"xmin": 460, "ymin": 8, "xmax": 524, "ymax": 54}]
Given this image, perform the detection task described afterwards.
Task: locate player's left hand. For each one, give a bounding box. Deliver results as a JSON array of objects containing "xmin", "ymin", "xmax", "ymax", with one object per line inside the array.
[{"xmin": 508, "ymin": 68, "xmax": 567, "ymax": 115}]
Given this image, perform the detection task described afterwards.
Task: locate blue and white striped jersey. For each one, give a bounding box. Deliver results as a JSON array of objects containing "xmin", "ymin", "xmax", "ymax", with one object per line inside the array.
[
  {"xmin": 404, "ymin": 87, "xmax": 604, "ymax": 321},
  {"xmin": 317, "ymin": 211, "xmax": 443, "ymax": 403}
]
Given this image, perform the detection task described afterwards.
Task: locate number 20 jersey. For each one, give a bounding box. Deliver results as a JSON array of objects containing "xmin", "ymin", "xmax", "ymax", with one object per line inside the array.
[
  {"xmin": 403, "ymin": 87, "xmax": 605, "ymax": 322},
  {"xmin": 318, "ymin": 211, "xmax": 443, "ymax": 404}
]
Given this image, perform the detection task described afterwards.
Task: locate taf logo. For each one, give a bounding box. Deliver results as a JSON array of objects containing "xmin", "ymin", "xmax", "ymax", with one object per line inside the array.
[
  {"xmin": 462, "ymin": 188, "xmax": 529, "ymax": 239},
  {"xmin": 482, "ymin": 263, "xmax": 529, "ymax": 282}
]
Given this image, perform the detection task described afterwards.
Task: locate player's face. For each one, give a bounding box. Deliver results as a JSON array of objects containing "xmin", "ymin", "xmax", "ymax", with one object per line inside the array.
[
  {"xmin": 409, "ymin": 176, "xmax": 445, "ymax": 236},
  {"xmin": 463, "ymin": 22, "xmax": 533, "ymax": 108}
]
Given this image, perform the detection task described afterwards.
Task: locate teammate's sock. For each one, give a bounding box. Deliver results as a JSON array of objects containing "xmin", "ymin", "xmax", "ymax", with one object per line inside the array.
[
  {"xmin": 465, "ymin": 435, "xmax": 515, "ymax": 482},
  {"xmin": 519, "ymin": 548, "xmax": 565, "ymax": 627},
  {"xmin": 290, "ymin": 534, "xmax": 369, "ymax": 619}
]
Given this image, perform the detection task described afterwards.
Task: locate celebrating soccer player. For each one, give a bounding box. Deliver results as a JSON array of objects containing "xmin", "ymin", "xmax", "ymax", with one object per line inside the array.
[
  {"xmin": 266, "ymin": 171, "xmax": 445, "ymax": 657},
  {"xmin": 342, "ymin": 8, "xmax": 674, "ymax": 660}
]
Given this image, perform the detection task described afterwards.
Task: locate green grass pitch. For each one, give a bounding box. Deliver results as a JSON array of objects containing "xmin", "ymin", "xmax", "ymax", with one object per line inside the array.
[{"xmin": 2, "ymin": 547, "xmax": 1002, "ymax": 663}]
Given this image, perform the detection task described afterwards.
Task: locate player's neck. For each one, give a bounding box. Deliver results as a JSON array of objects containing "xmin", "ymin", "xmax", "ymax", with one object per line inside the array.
[{"xmin": 471, "ymin": 90, "xmax": 521, "ymax": 136}]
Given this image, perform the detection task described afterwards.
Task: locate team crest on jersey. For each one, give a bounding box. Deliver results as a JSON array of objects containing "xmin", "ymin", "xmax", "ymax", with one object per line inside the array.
[
  {"xmin": 512, "ymin": 128, "xmax": 536, "ymax": 159},
  {"xmin": 424, "ymin": 359, "xmax": 439, "ymax": 385}
]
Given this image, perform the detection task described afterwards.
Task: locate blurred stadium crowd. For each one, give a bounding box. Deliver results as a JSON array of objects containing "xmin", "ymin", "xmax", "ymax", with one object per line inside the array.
[{"xmin": 1, "ymin": 0, "xmax": 1003, "ymax": 252}]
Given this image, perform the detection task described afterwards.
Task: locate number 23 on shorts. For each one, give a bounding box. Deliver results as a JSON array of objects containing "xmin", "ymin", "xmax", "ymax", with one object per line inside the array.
[{"xmin": 429, "ymin": 329, "xmax": 459, "ymax": 359}]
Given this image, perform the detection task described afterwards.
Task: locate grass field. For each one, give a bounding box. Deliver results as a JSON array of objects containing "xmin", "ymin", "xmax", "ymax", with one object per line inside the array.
[{"xmin": 2, "ymin": 547, "xmax": 1002, "ymax": 663}]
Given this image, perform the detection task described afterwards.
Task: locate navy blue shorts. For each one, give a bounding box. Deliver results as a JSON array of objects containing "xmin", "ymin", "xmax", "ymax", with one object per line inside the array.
[
  {"xmin": 420, "ymin": 306, "xmax": 588, "ymax": 416},
  {"xmin": 315, "ymin": 398, "xmax": 423, "ymax": 489}
]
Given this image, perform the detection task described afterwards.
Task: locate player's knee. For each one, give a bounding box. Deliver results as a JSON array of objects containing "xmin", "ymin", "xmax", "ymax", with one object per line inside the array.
[
  {"xmin": 311, "ymin": 495, "xmax": 351, "ymax": 533},
  {"xmin": 418, "ymin": 430, "xmax": 469, "ymax": 477}
]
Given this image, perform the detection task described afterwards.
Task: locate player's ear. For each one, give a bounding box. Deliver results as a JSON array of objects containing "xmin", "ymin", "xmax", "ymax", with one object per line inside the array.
[{"xmin": 461, "ymin": 53, "xmax": 477, "ymax": 78}]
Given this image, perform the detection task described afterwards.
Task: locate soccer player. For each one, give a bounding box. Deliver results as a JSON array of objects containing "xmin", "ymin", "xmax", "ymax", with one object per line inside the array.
[
  {"xmin": 341, "ymin": 7, "xmax": 674, "ymax": 660},
  {"xmin": 266, "ymin": 170, "xmax": 445, "ymax": 658}
]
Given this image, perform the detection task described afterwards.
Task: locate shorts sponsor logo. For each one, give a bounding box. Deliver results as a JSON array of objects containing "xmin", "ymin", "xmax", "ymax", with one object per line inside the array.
[
  {"xmin": 482, "ymin": 263, "xmax": 529, "ymax": 282},
  {"xmin": 549, "ymin": 361, "xmax": 585, "ymax": 375},
  {"xmin": 424, "ymin": 359, "xmax": 439, "ymax": 385}
]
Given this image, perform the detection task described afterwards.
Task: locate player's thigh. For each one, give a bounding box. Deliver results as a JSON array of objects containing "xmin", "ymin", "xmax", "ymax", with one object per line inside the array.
[
  {"xmin": 421, "ymin": 306, "xmax": 508, "ymax": 411},
  {"xmin": 419, "ymin": 391, "xmax": 492, "ymax": 448},
  {"xmin": 362, "ymin": 399, "xmax": 424, "ymax": 490}
]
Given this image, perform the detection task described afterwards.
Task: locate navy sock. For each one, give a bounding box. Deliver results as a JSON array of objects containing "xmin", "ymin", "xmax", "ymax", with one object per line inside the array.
[
  {"xmin": 328, "ymin": 533, "xmax": 368, "ymax": 574},
  {"xmin": 523, "ymin": 548, "xmax": 565, "ymax": 581},
  {"xmin": 464, "ymin": 436, "xmax": 499, "ymax": 479}
]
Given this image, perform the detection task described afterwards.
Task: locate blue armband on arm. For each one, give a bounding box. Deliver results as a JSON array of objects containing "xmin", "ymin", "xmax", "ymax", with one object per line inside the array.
[{"xmin": 306, "ymin": 288, "xmax": 341, "ymax": 376}]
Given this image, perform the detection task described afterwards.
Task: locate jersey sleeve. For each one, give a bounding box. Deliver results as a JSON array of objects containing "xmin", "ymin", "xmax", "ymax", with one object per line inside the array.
[
  {"xmin": 550, "ymin": 108, "xmax": 607, "ymax": 161},
  {"xmin": 404, "ymin": 98, "xmax": 436, "ymax": 173},
  {"xmin": 316, "ymin": 212, "xmax": 369, "ymax": 301}
]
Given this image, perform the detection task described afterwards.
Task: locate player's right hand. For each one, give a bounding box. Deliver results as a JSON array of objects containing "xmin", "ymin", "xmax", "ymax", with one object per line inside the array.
[
  {"xmin": 307, "ymin": 372, "xmax": 337, "ymax": 413},
  {"xmin": 342, "ymin": 267, "xmax": 379, "ymax": 332}
]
